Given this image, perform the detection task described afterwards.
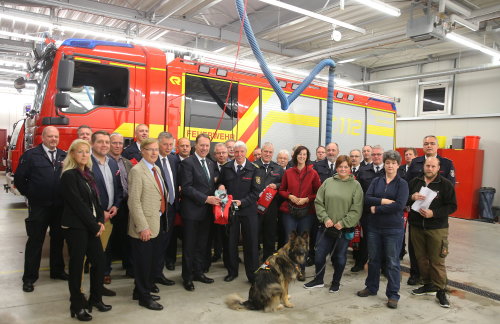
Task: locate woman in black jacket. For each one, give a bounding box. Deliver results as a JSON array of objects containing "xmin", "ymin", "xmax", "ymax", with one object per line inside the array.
[{"xmin": 61, "ymin": 139, "xmax": 111, "ymax": 321}]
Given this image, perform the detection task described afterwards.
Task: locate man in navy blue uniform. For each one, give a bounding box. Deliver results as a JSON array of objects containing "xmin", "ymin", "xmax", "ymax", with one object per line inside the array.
[
  {"xmin": 123, "ymin": 124, "xmax": 149, "ymax": 163},
  {"xmin": 314, "ymin": 142, "xmax": 339, "ymax": 183},
  {"xmin": 218, "ymin": 141, "xmax": 261, "ymax": 283},
  {"xmin": 405, "ymin": 135, "xmax": 456, "ymax": 286},
  {"xmin": 15, "ymin": 126, "xmax": 68, "ymax": 292},
  {"xmin": 254, "ymin": 142, "xmax": 284, "ymax": 261},
  {"xmin": 91, "ymin": 131, "xmax": 123, "ymax": 294},
  {"xmin": 179, "ymin": 134, "xmax": 220, "ymax": 291},
  {"xmin": 153, "ymin": 132, "xmax": 178, "ymax": 288},
  {"xmin": 352, "ymin": 145, "xmax": 385, "ymax": 273}
]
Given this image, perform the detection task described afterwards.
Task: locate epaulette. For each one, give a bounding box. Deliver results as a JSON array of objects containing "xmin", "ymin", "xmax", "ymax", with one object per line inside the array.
[{"xmin": 252, "ymin": 162, "xmax": 259, "ymax": 168}]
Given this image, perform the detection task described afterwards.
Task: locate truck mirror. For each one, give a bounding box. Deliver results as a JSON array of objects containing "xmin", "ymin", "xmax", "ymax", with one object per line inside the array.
[
  {"xmin": 55, "ymin": 92, "xmax": 70, "ymax": 108},
  {"xmin": 14, "ymin": 77, "xmax": 26, "ymax": 90},
  {"xmin": 57, "ymin": 59, "xmax": 74, "ymax": 91}
]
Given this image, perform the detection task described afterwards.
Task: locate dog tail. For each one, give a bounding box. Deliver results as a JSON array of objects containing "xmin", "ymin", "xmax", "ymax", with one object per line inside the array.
[{"xmin": 225, "ymin": 294, "xmax": 247, "ymax": 310}]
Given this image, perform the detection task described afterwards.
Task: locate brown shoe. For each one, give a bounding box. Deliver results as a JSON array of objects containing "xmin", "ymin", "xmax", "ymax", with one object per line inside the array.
[
  {"xmin": 103, "ymin": 275, "xmax": 112, "ymax": 285},
  {"xmin": 387, "ymin": 299, "xmax": 398, "ymax": 309},
  {"xmin": 357, "ymin": 288, "xmax": 376, "ymax": 297}
]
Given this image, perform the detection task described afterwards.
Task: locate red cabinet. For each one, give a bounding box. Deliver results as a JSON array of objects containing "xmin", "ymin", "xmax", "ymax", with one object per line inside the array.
[{"xmin": 396, "ymin": 148, "xmax": 484, "ymax": 220}]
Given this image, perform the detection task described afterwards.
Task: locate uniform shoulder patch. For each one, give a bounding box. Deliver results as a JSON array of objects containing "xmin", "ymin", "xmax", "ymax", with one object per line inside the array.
[{"xmin": 252, "ymin": 162, "xmax": 259, "ymax": 168}]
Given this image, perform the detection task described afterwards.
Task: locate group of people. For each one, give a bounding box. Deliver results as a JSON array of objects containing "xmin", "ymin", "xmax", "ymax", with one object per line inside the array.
[{"xmin": 14, "ymin": 123, "xmax": 457, "ymax": 320}]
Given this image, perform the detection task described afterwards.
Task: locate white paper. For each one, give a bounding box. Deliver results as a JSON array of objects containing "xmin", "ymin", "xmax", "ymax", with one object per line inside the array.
[{"xmin": 411, "ymin": 186, "xmax": 437, "ymax": 212}]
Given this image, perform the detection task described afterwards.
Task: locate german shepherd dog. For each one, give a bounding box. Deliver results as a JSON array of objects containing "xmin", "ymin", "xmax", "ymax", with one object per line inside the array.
[{"xmin": 225, "ymin": 231, "xmax": 309, "ymax": 312}]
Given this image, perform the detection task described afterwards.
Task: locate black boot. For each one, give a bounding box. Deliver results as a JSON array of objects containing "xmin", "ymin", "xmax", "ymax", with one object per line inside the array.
[{"xmin": 70, "ymin": 308, "xmax": 92, "ymax": 321}]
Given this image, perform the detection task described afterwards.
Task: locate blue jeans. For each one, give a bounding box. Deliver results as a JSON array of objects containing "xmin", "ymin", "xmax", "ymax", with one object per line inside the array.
[
  {"xmin": 282, "ymin": 213, "xmax": 314, "ymax": 271},
  {"xmin": 365, "ymin": 227, "xmax": 404, "ymax": 300},
  {"xmin": 314, "ymin": 226, "xmax": 350, "ymax": 285}
]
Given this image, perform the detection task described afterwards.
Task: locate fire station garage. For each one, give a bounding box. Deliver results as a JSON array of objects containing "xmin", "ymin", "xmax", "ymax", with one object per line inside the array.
[{"xmin": 0, "ymin": 0, "xmax": 499, "ymax": 323}]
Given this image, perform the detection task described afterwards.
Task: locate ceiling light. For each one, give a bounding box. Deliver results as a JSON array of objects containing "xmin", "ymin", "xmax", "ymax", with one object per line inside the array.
[
  {"xmin": 0, "ymin": 12, "xmax": 53, "ymax": 28},
  {"xmin": 259, "ymin": 0, "xmax": 365, "ymax": 34},
  {"xmin": 446, "ymin": 32, "xmax": 500, "ymax": 59},
  {"xmin": 353, "ymin": 0, "xmax": 401, "ymax": 17},
  {"xmin": 0, "ymin": 30, "xmax": 46, "ymax": 42},
  {"xmin": 338, "ymin": 58, "xmax": 356, "ymax": 64}
]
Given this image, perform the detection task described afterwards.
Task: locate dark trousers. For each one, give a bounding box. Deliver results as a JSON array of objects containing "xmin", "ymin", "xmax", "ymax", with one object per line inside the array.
[
  {"xmin": 408, "ymin": 224, "xmax": 420, "ymax": 278},
  {"xmin": 225, "ymin": 213, "xmax": 259, "ymax": 282},
  {"xmin": 365, "ymin": 227, "xmax": 404, "ymax": 300},
  {"xmin": 130, "ymin": 235, "xmax": 162, "ymax": 302},
  {"xmin": 206, "ymin": 222, "xmax": 224, "ymax": 269},
  {"xmin": 353, "ymin": 216, "xmax": 369, "ymax": 268},
  {"xmin": 106, "ymin": 202, "xmax": 131, "ymax": 274},
  {"xmin": 314, "ymin": 227, "xmax": 350, "ymax": 284},
  {"xmin": 182, "ymin": 210, "xmax": 211, "ymax": 282},
  {"xmin": 258, "ymin": 200, "xmax": 278, "ymax": 261},
  {"xmin": 64, "ymin": 228, "xmax": 104, "ymax": 309},
  {"xmin": 153, "ymin": 208, "xmax": 173, "ymax": 279},
  {"xmin": 23, "ymin": 204, "xmax": 65, "ymax": 283}
]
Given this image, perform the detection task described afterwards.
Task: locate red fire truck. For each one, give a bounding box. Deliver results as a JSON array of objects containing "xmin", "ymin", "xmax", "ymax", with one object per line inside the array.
[{"xmin": 5, "ymin": 38, "xmax": 396, "ymax": 193}]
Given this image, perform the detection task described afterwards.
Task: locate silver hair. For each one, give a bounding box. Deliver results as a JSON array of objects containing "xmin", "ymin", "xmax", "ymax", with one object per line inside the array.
[
  {"xmin": 214, "ymin": 142, "xmax": 227, "ymax": 150},
  {"xmin": 350, "ymin": 149, "xmax": 361, "ymax": 155},
  {"xmin": 158, "ymin": 132, "xmax": 174, "ymax": 140},
  {"xmin": 277, "ymin": 149, "xmax": 290, "ymax": 158},
  {"xmin": 372, "ymin": 145, "xmax": 384, "ymax": 151},
  {"xmin": 234, "ymin": 141, "xmax": 247, "ymax": 151},
  {"xmin": 383, "ymin": 150, "xmax": 401, "ymax": 164},
  {"xmin": 110, "ymin": 132, "xmax": 123, "ymax": 139},
  {"xmin": 262, "ymin": 142, "xmax": 274, "ymax": 150}
]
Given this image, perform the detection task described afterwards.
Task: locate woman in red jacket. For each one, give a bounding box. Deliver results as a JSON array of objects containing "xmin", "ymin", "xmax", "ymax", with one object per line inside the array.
[{"xmin": 279, "ymin": 145, "xmax": 321, "ymax": 280}]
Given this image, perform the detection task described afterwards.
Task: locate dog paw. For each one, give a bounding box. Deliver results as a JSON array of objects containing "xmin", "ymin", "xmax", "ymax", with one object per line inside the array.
[
  {"xmin": 284, "ymin": 302, "xmax": 294, "ymax": 308},
  {"xmin": 277, "ymin": 304, "xmax": 285, "ymax": 310},
  {"xmin": 288, "ymin": 294, "xmax": 292, "ymax": 300}
]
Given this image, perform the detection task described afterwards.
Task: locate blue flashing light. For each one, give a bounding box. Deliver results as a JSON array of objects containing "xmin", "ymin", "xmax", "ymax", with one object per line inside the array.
[{"xmin": 61, "ymin": 39, "xmax": 134, "ymax": 49}]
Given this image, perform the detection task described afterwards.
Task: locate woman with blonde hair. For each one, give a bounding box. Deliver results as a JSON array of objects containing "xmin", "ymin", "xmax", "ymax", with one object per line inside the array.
[{"xmin": 61, "ymin": 139, "xmax": 111, "ymax": 321}]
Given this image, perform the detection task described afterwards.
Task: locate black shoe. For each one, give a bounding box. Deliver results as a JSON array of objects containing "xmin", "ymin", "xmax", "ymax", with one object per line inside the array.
[
  {"xmin": 411, "ymin": 285, "xmax": 438, "ymax": 296},
  {"xmin": 133, "ymin": 293, "xmax": 160, "ymax": 301},
  {"xmin": 88, "ymin": 300, "xmax": 112, "ymax": 312},
  {"xmin": 22, "ymin": 281, "xmax": 34, "ymax": 292},
  {"xmin": 165, "ymin": 263, "xmax": 175, "ymax": 271},
  {"xmin": 101, "ymin": 286, "xmax": 116, "ymax": 297},
  {"xmin": 50, "ymin": 272, "xmax": 69, "ymax": 280},
  {"xmin": 224, "ymin": 274, "xmax": 237, "ymax": 282},
  {"xmin": 70, "ymin": 308, "xmax": 92, "ymax": 321},
  {"xmin": 211, "ymin": 255, "xmax": 221, "ymax": 263},
  {"xmin": 151, "ymin": 283, "xmax": 160, "ymax": 293},
  {"xmin": 351, "ymin": 265, "xmax": 364, "ymax": 272},
  {"xmin": 138, "ymin": 299, "xmax": 163, "ymax": 311},
  {"xmin": 155, "ymin": 275, "xmax": 175, "ymax": 286},
  {"xmin": 407, "ymin": 276, "xmax": 420, "ymax": 286},
  {"xmin": 183, "ymin": 281, "xmax": 195, "ymax": 291},
  {"xmin": 436, "ymin": 290, "xmax": 450, "ymax": 308},
  {"xmin": 193, "ymin": 274, "xmax": 214, "ymax": 284}
]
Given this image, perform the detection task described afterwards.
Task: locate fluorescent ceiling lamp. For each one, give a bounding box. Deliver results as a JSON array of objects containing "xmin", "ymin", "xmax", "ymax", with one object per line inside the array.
[
  {"xmin": 0, "ymin": 68, "xmax": 25, "ymax": 75},
  {"xmin": 338, "ymin": 58, "xmax": 356, "ymax": 64},
  {"xmin": 446, "ymin": 32, "xmax": 500, "ymax": 59},
  {"xmin": 259, "ymin": 0, "xmax": 366, "ymax": 34},
  {"xmin": 0, "ymin": 12, "xmax": 53, "ymax": 28},
  {"xmin": 0, "ymin": 30, "xmax": 46, "ymax": 42},
  {"xmin": 353, "ymin": 0, "xmax": 401, "ymax": 17}
]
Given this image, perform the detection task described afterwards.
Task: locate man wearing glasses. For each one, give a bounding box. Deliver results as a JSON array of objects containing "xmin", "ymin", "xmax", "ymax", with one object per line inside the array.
[{"xmin": 352, "ymin": 145, "xmax": 385, "ymax": 273}]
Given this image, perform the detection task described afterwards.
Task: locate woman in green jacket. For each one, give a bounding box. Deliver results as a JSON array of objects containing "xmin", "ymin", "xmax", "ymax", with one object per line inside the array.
[{"xmin": 304, "ymin": 155, "xmax": 363, "ymax": 292}]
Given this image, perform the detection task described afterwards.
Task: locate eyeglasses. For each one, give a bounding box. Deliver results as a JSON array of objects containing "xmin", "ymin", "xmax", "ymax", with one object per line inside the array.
[
  {"xmin": 215, "ymin": 152, "xmax": 227, "ymax": 155},
  {"xmin": 371, "ymin": 153, "xmax": 382, "ymax": 156},
  {"xmin": 143, "ymin": 148, "xmax": 159, "ymax": 152}
]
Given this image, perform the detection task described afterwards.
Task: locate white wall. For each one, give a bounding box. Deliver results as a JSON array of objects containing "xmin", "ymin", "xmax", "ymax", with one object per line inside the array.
[
  {"xmin": 368, "ymin": 54, "xmax": 500, "ymax": 206},
  {"xmin": 0, "ymin": 89, "xmax": 32, "ymax": 136}
]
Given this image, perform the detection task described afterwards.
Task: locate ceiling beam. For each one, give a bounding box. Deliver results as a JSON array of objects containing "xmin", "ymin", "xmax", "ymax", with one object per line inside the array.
[{"xmin": 17, "ymin": 0, "xmax": 306, "ymax": 56}]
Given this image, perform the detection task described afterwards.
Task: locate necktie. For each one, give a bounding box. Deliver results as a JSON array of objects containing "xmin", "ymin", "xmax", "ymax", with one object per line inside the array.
[
  {"xmin": 201, "ymin": 159, "xmax": 210, "ymax": 182},
  {"xmin": 237, "ymin": 164, "xmax": 242, "ymax": 174},
  {"xmin": 49, "ymin": 150, "xmax": 56, "ymax": 165},
  {"xmin": 263, "ymin": 163, "xmax": 269, "ymax": 174},
  {"xmin": 152, "ymin": 167, "xmax": 166, "ymax": 214},
  {"xmin": 162, "ymin": 158, "xmax": 175, "ymax": 205},
  {"xmin": 352, "ymin": 167, "xmax": 356, "ymax": 174},
  {"xmin": 329, "ymin": 163, "xmax": 334, "ymax": 174},
  {"xmin": 375, "ymin": 166, "xmax": 380, "ymax": 173},
  {"xmin": 117, "ymin": 158, "xmax": 128, "ymax": 196}
]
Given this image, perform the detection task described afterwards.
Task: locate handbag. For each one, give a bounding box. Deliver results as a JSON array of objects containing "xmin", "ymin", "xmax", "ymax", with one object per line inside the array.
[{"xmin": 322, "ymin": 225, "xmax": 341, "ymax": 239}]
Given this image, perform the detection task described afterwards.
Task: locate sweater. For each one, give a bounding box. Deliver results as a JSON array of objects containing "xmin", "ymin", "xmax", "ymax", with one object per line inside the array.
[
  {"xmin": 365, "ymin": 175, "xmax": 409, "ymax": 229},
  {"xmin": 314, "ymin": 174, "xmax": 363, "ymax": 228},
  {"xmin": 279, "ymin": 164, "xmax": 321, "ymax": 214}
]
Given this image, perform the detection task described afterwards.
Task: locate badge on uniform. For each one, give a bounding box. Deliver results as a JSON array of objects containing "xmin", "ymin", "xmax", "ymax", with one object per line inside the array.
[{"xmin": 255, "ymin": 176, "xmax": 261, "ymax": 185}]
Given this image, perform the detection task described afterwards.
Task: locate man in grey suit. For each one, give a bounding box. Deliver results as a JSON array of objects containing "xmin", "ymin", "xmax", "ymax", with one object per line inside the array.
[
  {"xmin": 128, "ymin": 138, "xmax": 167, "ymax": 311},
  {"xmin": 179, "ymin": 133, "xmax": 220, "ymax": 292}
]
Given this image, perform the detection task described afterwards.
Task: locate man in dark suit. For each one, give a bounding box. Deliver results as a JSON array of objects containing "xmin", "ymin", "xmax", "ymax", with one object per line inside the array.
[
  {"xmin": 352, "ymin": 145, "xmax": 385, "ymax": 273},
  {"xmin": 123, "ymin": 124, "xmax": 149, "ymax": 163},
  {"xmin": 14, "ymin": 126, "xmax": 68, "ymax": 292},
  {"xmin": 398, "ymin": 148, "xmax": 417, "ymax": 180},
  {"xmin": 350, "ymin": 149, "xmax": 362, "ymax": 178},
  {"xmin": 314, "ymin": 142, "xmax": 339, "ymax": 183},
  {"xmin": 254, "ymin": 142, "xmax": 284, "ymax": 261},
  {"xmin": 179, "ymin": 133, "xmax": 220, "ymax": 291},
  {"xmin": 360, "ymin": 145, "xmax": 373, "ymax": 167},
  {"xmin": 218, "ymin": 141, "xmax": 261, "ymax": 283},
  {"xmin": 91, "ymin": 131, "xmax": 123, "ymax": 294},
  {"xmin": 153, "ymin": 132, "xmax": 178, "ymax": 288}
]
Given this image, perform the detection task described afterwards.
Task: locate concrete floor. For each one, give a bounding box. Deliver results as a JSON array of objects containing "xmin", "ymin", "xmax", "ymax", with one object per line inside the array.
[{"xmin": 1, "ymin": 175, "xmax": 499, "ymax": 324}]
